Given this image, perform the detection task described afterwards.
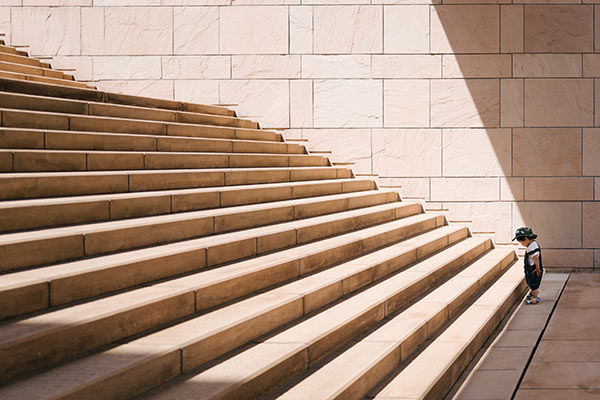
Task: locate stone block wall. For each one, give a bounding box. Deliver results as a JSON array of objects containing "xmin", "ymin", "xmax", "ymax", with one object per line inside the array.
[{"xmin": 1, "ymin": 1, "xmax": 599, "ymax": 269}]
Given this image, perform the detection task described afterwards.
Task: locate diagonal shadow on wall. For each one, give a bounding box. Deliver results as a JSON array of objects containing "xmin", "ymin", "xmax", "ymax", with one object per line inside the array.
[{"xmin": 430, "ymin": 3, "xmax": 597, "ymax": 270}]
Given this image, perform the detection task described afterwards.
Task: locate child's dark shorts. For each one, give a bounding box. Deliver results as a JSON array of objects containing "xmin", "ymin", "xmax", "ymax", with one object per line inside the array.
[{"xmin": 525, "ymin": 268, "xmax": 543, "ymax": 291}]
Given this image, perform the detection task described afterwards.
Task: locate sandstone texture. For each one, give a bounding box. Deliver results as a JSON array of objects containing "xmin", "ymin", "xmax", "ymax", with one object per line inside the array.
[{"xmin": 1, "ymin": 1, "xmax": 598, "ymax": 266}]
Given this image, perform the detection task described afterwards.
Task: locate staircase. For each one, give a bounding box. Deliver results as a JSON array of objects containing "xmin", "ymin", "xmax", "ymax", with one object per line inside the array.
[{"xmin": 0, "ymin": 41, "xmax": 527, "ymax": 400}]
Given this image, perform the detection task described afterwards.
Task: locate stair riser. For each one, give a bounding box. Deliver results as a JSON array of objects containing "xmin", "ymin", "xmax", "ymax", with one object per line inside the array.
[
  {"xmin": 0, "ymin": 203, "xmax": 413, "ymax": 321},
  {"xmin": 222, "ymin": 351, "xmax": 310, "ymax": 400},
  {"xmin": 333, "ymin": 257, "xmax": 517, "ymax": 400},
  {"xmin": 0, "ymin": 290, "xmax": 194, "ymax": 383},
  {"xmin": 0, "ymin": 129, "xmax": 304, "ymax": 154},
  {"xmin": 395, "ymin": 281, "xmax": 527, "ymax": 400},
  {"xmin": 0, "ymin": 54, "xmax": 41, "ymax": 68},
  {"xmin": 176, "ymin": 111, "xmax": 257, "ymax": 129},
  {"xmin": 0, "ymin": 72, "xmax": 91, "ymax": 88},
  {"xmin": 1, "ymin": 151, "xmax": 328, "ymax": 172},
  {"xmin": 0, "ymin": 93, "xmax": 256, "ymax": 129},
  {"xmin": 155, "ymin": 239, "xmax": 491, "ymax": 400},
  {"xmin": 0, "ymin": 192, "xmax": 393, "ymax": 272},
  {"xmin": 60, "ymin": 349, "xmax": 182, "ymax": 400},
  {"xmin": 356, "ymin": 216, "xmax": 445, "ymax": 256},
  {"xmin": 218, "ymin": 249, "xmax": 509, "ymax": 400},
  {"xmin": 106, "ymin": 92, "xmax": 235, "ymax": 117},
  {"xmin": 0, "ymin": 280, "xmax": 49, "ymax": 324},
  {"xmin": 0, "ymin": 76, "xmax": 103, "ymax": 102},
  {"xmin": 36, "ymin": 301, "xmax": 300, "ymax": 400},
  {"xmin": 0, "ymin": 180, "xmax": 373, "ymax": 233},
  {"xmin": 194, "ymin": 215, "xmax": 445, "ymax": 313},
  {"xmin": 0, "ymin": 61, "xmax": 65, "ymax": 80},
  {"xmin": 0, "ymin": 167, "xmax": 350, "ymax": 201},
  {"xmin": 0, "ymin": 77, "xmax": 236, "ymax": 117},
  {"xmin": 170, "ymin": 233, "xmax": 464, "ymax": 383},
  {"xmin": 0, "ymin": 225, "xmax": 465, "ymax": 399},
  {"xmin": 0, "ymin": 45, "xmax": 17, "ymax": 55},
  {"xmin": 1, "ymin": 109, "xmax": 280, "ymax": 142},
  {"xmin": 193, "ymin": 240, "xmax": 488, "ymax": 379}
]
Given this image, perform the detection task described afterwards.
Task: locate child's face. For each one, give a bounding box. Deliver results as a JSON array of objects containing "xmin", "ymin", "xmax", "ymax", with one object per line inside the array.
[{"xmin": 517, "ymin": 237, "xmax": 532, "ymax": 246}]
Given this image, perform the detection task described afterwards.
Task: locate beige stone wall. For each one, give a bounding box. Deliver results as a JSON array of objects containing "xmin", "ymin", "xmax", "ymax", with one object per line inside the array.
[{"xmin": 2, "ymin": 1, "xmax": 599, "ymax": 269}]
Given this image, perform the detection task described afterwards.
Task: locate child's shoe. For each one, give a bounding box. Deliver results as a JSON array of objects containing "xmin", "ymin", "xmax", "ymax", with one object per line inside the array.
[{"xmin": 526, "ymin": 297, "xmax": 540, "ymax": 305}]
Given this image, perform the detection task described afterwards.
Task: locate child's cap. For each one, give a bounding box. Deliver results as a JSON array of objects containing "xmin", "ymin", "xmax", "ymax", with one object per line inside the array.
[{"xmin": 512, "ymin": 226, "xmax": 537, "ymax": 241}]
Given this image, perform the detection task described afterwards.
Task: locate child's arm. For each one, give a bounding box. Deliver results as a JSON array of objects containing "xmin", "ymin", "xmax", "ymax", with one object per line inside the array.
[{"xmin": 532, "ymin": 254, "xmax": 541, "ymax": 276}]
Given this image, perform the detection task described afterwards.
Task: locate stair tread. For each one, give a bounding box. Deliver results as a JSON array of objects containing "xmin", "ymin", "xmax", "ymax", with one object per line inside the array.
[
  {"xmin": 0, "ymin": 91, "xmax": 254, "ymax": 128},
  {"xmin": 0, "ymin": 165, "xmax": 343, "ymax": 178},
  {"xmin": 157, "ymin": 223, "xmax": 465, "ymax": 299},
  {"xmin": 262, "ymin": 237, "xmax": 489, "ymax": 345},
  {"xmin": 0, "ymin": 127, "xmax": 303, "ymax": 153},
  {"xmin": 0, "ymin": 61, "xmax": 69, "ymax": 79},
  {"xmin": 0, "ymin": 285, "xmax": 192, "ymax": 344},
  {"xmin": 141, "ymin": 237, "xmax": 492, "ymax": 400},
  {"xmin": 0, "ymin": 44, "xmax": 17, "ymax": 54},
  {"xmin": 0, "ymin": 223, "xmax": 466, "ymax": 398},
  {"xmin": 0, "ymin": 189, "xmax": 395, "ymax": 269},
  {"xmin": 138, "ymin": 227, "xmax": 466, "ymax": 352},
  {"xmin": 0, "ymin": 71, "xmax": 93, "ymax": 89},
  {"xmin": 276, "ymin": 249, "xmax": 516, "ymax": 400},
  {"xmin": 374, "ymin": 262, "xmax": 524, "ymax": 400},
  {"xmin": 0, "ymin": 178, "xmax": 375, "ymax": 233},
  {"xmin": 0, "ymin": 190, "xmax": 393, "ymax": 245},
  {"xmin": 0, "ymin": 77, "xmax": 235, "ymax": 117},
  {"xmin": 0, "ymin": 292, "xmax": 293, "ymax": 398},
  {"xmin": 0, "ymin": 53, "xmax": 41, "ymax": 67},
  {"xmin": 4, "ymin": 149, "xmax": 313, "ymax": 157},
  {"xmin": 0, "ymin": 178, "xmax": 367, "ymax": 208},
  {"xmin": 1, "ymin": 201, "xmax": 418, "ymax": 283},
  {"xmin": 3, "ymin": 148, "xmax": 328, "ymax": 172},
  {"xmin": 195, "ymin": 202, "xmax": 423, "ymax": 247},
  {"xmin": 1, "ymin": 108, "xmax": 278, "ymax": 141},
  {"xmin": 0, "ymin": 201, "xmax": 419, "ymax": 316},
  {"xmin": 0, "ymin": 213, "xmax": 442, "ymax": 383}
]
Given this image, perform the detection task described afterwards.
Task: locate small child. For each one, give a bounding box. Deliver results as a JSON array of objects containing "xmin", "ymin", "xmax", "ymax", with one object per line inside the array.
[{"xmin": 513, "ymin": 227, "xmax": 543, "ymax": 304}]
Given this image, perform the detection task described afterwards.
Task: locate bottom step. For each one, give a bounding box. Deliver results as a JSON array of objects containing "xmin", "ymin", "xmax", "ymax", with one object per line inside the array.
[
  {"xmin": 274, "ymin": 249, "xmax": 517, "ymax": 400},
  {"xmin": 373, "ymin": 263, "xmax": 525, "ymax": 400},
  {"xmin": 140, "ymin": 241, "xmax": 502, "ymax": 400}
]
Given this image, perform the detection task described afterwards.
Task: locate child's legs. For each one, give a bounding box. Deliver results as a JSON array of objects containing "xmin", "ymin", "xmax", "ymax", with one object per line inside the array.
[{"xmin": 525, "ymin": 270, "xmax": 542, "ymax": 298}]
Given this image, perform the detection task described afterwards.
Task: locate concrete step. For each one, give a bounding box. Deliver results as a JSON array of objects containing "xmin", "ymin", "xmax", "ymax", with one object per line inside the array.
[
  {"xmin": 373, "ymin": 263, "xmax": 526, "ymax": 400},
  {"xmin": 0, "ymin": 189, "xmax": 396, "ymax": 271},
  {"xmin": 0, "ymin": 223, "xmax": 469, "ymax": 395},
  {"xmin": 0, "ymin": 53, "xmax": 42, "ymax": 67},
  {"xmin": 1, "ymin": 108, "xmax": 281, "ymax": 142},
  {"xmin": 0, "ymin": 128, "xmax": 305, "ymax": 154},
  {"xmin": 276, "ymin": 249, "xmax": 517, "ymax": 400},
  {"xmin": 0, "ymin": 211, "xmax": 442, "ymax": 382},
  {"xmin": 0, "ymin": 60, "xmax": 68, "ymax": 80},
  {"xmin": 0, "ymin": 77, "xmax": 235, "ymax": 117},
  {"xmin": 0, "ymin": 92, "xmax": 258, "ymax": 129},
  {"xmin": 0, "ymin": 149, "xmax": 329, "ymax": 172},
  {"xmin": 139, "ymin": 237, "xmax": 492, "ymax": 400},
  {"xmin": 154, "ymin": 212, "xmax": 455, "ymax": 313},
  {"xmin": 0, "ymin": 178, "xmax": 372, "ymax": 233},
  {"xmin": 0, "ymin": 44, "xmax": 17, "ymax": 54},
  {"xmin": 0, "ymin": 285, "xmax": 196, "ymax": 383},
  {"xmin": 0, "ymin": 201, "xmax": 423, "ymax": 320},
  {"xmin": 0, "ymin": 71, "xmax": 93, "ymax": 89},
  {"xmin": 0, "ymin": 166, "xmax": 351, "ymax": 200}
]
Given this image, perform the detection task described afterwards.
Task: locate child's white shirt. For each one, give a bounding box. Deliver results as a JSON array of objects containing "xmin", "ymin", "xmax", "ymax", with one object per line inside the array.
[{"xmin": 526, "ymin": 241, "xmax": 540, "ymax": 266}]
